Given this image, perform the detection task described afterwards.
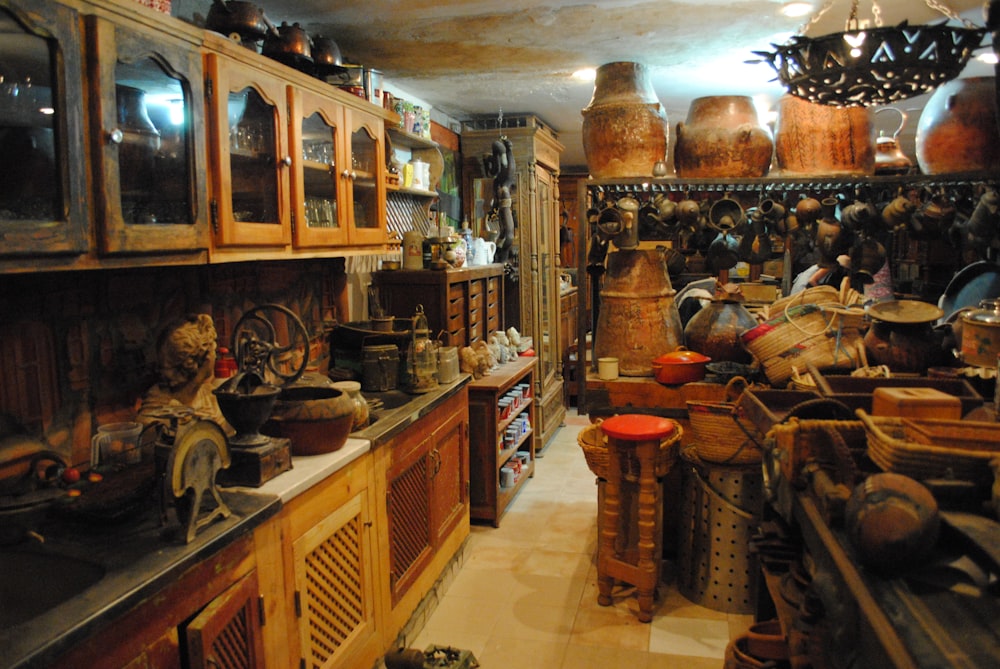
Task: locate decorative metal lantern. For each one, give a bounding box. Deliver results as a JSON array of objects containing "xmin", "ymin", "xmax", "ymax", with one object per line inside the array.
[
  {"xmin": 405, "ymin": 304, "xmax": 438, "ymax": 393},
  {"xmin": 750, "ymin": 0, "xmax": 986, "ymax": 108}
]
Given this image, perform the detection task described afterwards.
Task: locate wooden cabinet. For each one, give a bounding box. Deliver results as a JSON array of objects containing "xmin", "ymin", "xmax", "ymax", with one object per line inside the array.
[
  {"xmin": 468, "ymin": 356, "xmax": 537, "ymax": 526},
  {"xmin": 85, "ymin": 13, "xmax": 210, "ymax": 256},
  {"xmin": 272, "ymin": 452, "xmax": 382, "ymax": 669},
  {"xmin": 462, "ymin": 117, "xmax": 566, "ymax": 452},
  {"xmin": 375, "ymin": 387, "xmax": 469, "ymax": 639},
  {"xmin": 52, "ymin": 534, "xmax": 261, "ymax": 669},
  {"xmin": 560, "ymin": 287, "xmax": 578, "ymax": 356},
  {"xmin": 204, "ymin": 33, "xmax": 389, "ymax": 259},
  {"xmin": 373, "ymin": 265, "xmax": 503, "ymax": 347}
]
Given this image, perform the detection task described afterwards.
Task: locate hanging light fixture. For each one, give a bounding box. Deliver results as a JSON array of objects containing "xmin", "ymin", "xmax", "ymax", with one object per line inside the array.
[{"xmin": 750, "ymin": 0, "xmax": 987, "ymax": 107}]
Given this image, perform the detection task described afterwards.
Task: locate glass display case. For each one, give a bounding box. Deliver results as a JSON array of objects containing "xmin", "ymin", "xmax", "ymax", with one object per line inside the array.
[{"xmin": 0, "ymin": 0, "xmax": 88, "ymax": 258}]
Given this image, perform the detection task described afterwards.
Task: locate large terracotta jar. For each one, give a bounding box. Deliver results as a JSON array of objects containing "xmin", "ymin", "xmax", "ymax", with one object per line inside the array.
[
  {"xmin": 594, "ymin": 248, "xmax": 683, "ymax": 376},
  {"xmin": 674, "ymin": 95, "xmax": 773, "ymax": 178},
  {"xmin": 683, "ymin": 297, "xmax": 757, "ymax": 364},
  {"xmin": 774, "ymin": 94, "xmax": 874, "ymax": 176},
  {"xmin": 581, "ymin": 61, "xmax": 669, "ymax": 178},
  {"xmin": 915, "ymin": 77, "xmax": 1000, "ymax": 175}
]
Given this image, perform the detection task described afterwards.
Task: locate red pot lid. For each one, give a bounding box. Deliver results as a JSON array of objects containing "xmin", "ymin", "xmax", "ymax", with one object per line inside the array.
[
  {"xmin": 653, "ymin": 348, "xmax": 711, "ymax": 365},
  {"xmin": 602, "ymin": 414, "xmax": 677, "ymax": 441}
]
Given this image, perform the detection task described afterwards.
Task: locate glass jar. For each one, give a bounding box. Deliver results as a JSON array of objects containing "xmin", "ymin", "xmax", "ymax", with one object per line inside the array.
[{"xmin": 331, "ymin": 380, "xmax": 370, "ymax": 431}]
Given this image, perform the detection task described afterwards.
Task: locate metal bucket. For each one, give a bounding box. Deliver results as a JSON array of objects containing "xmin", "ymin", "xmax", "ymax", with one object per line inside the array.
[
  {"xmin": 675, "ymin": 447, "xmax": 762, "ymax": 613},
  {"xmin": 594, "ymin": 248, "xmax": 683, "ymax": 376}
]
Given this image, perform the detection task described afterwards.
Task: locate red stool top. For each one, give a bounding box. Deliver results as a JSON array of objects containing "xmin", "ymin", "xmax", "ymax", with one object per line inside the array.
[{"xmin": 601, "ymin": 414, "xmax": 676, "ymax": 441}]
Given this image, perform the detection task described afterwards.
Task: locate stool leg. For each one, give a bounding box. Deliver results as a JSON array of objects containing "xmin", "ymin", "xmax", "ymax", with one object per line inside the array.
[
  {"xmin": 635, "ymin": 439, "xmax": 659, "ymax": 623},
  {"xmin": 597, "ymin": 444, "xmax": 621, "ymax": 606}
]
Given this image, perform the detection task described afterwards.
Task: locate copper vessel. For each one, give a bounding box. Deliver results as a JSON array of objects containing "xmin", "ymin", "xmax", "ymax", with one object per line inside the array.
[{"xmin": 594, "ymin": 248, "xmax": 683, "ymax": 376}]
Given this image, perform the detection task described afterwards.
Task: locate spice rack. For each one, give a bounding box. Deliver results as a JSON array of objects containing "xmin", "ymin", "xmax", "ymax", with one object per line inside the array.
[{"xmin": 468, "ymin": 356, "xmax": 537, "ymax": 526}]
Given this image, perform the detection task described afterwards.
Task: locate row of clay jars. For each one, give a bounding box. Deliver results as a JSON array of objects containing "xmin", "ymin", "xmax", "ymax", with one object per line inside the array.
[{"xmin": 587, "ymin": 75, "xmax": 998, "ymax": 179}]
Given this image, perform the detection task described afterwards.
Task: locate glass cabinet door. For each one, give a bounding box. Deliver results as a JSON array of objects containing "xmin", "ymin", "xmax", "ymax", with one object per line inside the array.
[
  {"xmin": 0, "ymin": 0, "xmax": 87, "ymax": 257},
  {"xmin": 346, "ymin": 112, "xmax": 385, "ymax": 245},
  {"xmin": 535, "ymin": 165, "xmax": 558, "ymax": 389},
  {"xmin": 86, "ymin": 16, "xmax": 208, "ymax": 255},
  {"xmin": 206, "ymin": 53, "xmax": 290, "ymax": 248},
  {"xmin": 289, "ymin": 88, "xmax": 348, "ymax": 247}
]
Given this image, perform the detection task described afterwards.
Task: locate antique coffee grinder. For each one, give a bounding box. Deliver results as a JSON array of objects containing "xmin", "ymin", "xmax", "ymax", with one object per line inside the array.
[{"xmin": 213, "ymin": 304, "xmax": 309, "ymax": 486}]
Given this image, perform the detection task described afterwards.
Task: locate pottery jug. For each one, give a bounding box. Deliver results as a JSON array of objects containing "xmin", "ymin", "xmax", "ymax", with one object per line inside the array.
[
  {"xmin": 674, "ymin": 95, "xmax": 773, "ymax": 178},
  {"xmin": 815, "ymin": 197, "xmax": 848, "ymax": 266},
  {"xmin": 915, "ymin": 77, "xmax": 1000, "ymax": 175},
  {"xmin": 470, "ymin": 238, "xmax": 496, "ymax": 265},
  {"xmin": 581, "ymin": 62, "xmax": 669, "ymax": 178},
  {"xmin": 684, "ymin": 295, "xmax": 757, "ymax": 365},
  {"xmin": 594, "ymin": 248, "xmax": 683, "ymax": 376},
  {"xmin": 774, "ymin": 94, "xmax": 874, "ymax": 176}
]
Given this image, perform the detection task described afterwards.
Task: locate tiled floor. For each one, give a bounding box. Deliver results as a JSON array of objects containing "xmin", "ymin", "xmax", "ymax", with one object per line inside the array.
[{"xmin": 412, "ymin": 409, "xmax": 753, "ymax": 668}]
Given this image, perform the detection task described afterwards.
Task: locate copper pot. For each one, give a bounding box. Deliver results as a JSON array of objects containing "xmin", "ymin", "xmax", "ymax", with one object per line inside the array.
[
  {"xmin": 262, "ymin": 22, "xmax": 313, "ymax": 71},
  {"xmin": 206, "ymin": 0, "xmax": 275, "ymax": 44}
]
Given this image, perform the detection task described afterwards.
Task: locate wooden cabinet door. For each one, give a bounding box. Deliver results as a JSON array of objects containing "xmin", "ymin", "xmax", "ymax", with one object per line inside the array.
[
  {"xmin": 205, "ymin": 53, "xmax": 291, "ymax": 248},
  {"xmin": 183, "ymin": 569, "xmax": 265, "ymax": 669},
  {"xmin": 386, "ymin": 433, "xmax": 432, "ymax": 604},
  {"xmin": 0, "ymin": 0, "xmax": 89, "ymax": 259},
  {"xmin": 429, "ymin": 402, "xmax": 468, "ymax": 546},
  {"xmin": 85, "ymin": 15, "xmax": 209, "ymax": 255},
  {"xmin": 289, "ymin": 87, "xmax": 350, "ymax": 247},
  {"xmin": 344, "ymin": 109, "xmax": 387, "ymax": 245},
  {"xmin": 292, "ymin": 490, "xmax": 378, "ymax": 669}
]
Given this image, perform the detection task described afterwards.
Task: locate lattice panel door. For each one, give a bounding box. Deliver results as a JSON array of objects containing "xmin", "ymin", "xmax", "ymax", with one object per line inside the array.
[
  {"xmin": 388, "ymin": 453, "xmax": 431, "ymax": 602},
  {"xmin": 184, "ymin": 570, "xmax": 263, "ymax": 669},
  {"xmin": 293, "ymin": 491, "xmax": 376, "ymax": 669}
]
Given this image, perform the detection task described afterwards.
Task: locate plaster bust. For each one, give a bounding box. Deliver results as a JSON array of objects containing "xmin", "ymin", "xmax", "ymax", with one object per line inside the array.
[{"xmin": 139, "ymin": 313, "xmax": 233, "ymax": 434}]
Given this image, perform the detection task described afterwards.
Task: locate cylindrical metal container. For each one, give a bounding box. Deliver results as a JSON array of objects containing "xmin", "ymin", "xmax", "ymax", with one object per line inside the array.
[
  {"xmin": 361, "ymin": 344, "xmax": 399, "ymax": 392},
  {"xmin": 594, "ymin": 248, "xmax": 683, "ymax": 376},
  {"xmin": 675, "ymin": 448, "xmax": 762, "ymax": 614}
]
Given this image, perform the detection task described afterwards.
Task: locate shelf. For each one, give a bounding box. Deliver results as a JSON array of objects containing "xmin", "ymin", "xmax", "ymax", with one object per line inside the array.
[
  {"xmin": 498, "ymin": 429, "xmax": 532, "ymax": 464},
  {"xmin": 497, "ymin": 459, "xmax": 534, "ymax": 497},
  {"xmin": 497, "ymin": 397, "xmax": 532, "ymax": 434},
  {"xmin": 387, "ymin": 126, "xmax": 438, "ymax": 150}
]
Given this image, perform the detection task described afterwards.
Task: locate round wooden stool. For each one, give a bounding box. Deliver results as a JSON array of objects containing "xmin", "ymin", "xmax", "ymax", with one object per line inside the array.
[{"xmin": 597, "ymin": 413, "xmax": 677, "ymax": 622}]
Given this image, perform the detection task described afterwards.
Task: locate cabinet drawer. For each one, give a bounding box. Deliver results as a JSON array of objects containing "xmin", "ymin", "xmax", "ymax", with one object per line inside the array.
[
  {"xmin": 448, "ymin": 284, "xmax": 465, "ymax": 302},
  {"xmin": 469, "ymin": 280, "xmax": 484, "ymax": 299},
  {"xmin": 468, "ymin": 314, "xmax": 483, "ymax": 343},
  {"xmin": 468, "ymin": 291, "xmax": 483, "ymax": 313},
  {"xmin": 448, "ymin": 309, "xmax": 466, "ymax": 333}
]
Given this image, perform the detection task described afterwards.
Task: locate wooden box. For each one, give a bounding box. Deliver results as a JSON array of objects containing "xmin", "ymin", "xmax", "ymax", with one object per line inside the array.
[
  {"xmin": 217, "ymin": 437, "xmax": 292, "ymax": 487},
  {"xmin": 871, "ymin": 387, "xmax": 962, "ymax": 420}
]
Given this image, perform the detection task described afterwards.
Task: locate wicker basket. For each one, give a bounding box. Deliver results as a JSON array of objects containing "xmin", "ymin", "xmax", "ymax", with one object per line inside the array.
[
  {"xmin": 856, "ymin": 410, "xmax": 999, "ymax": 482},
  {"xmin": 741, "ymin": 303, "xmax": 865, "ymax": 385},
  {"xmin": 576, "ymin": 419, "xmax": 682, "ymax": 480},
  {"xmin": 686, "ymin": 377, "xmax": 764, "ymax": 465}
]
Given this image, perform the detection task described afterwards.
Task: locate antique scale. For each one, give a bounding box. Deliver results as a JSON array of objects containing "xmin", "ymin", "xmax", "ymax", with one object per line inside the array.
[{"xmin": 158, "ymin": 304, "xmax": 308, "ymax": 542}]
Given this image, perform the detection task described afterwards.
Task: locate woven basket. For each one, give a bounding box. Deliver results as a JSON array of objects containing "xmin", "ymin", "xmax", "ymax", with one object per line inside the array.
[
  {"xmin": 741, "ymin": 303, "xmax": 864, "ymax": 385},
  {"xmin": 576, "ymin": 419, "xmax": 682, "ymax": 480},
  {"xmin": 686, "ymin": 377, "xmax": 763, "ymax": 465},
  {"xmin": 856, "ymin": 410, "xmax": 999, "ymax": 482}
]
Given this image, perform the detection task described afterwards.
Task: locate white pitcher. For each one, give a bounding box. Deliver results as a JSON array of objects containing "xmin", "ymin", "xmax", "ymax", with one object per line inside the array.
[{"xmin": 470, "ymin": 238, "xmax": 496, "ymax": 265}]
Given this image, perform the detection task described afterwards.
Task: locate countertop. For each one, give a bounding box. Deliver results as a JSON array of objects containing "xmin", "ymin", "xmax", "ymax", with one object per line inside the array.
[
  {"xmin": 1, "ymin": 489, "xmax": 280, "ymax": 669},
  {"xmin": 0, "ymin": 375, "xmax": 471, "ymax": 668}
]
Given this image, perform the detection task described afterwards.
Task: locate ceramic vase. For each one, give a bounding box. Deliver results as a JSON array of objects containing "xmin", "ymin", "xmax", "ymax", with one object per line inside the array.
[
  {"xmin": 915, "ymin": 77, "xmax": 1000, "ymax": 175},
  {"xmin": 581, "ymin": 62, "xmax": 669, "ymax": 178},
  {"xmin": 674, "ymin": 95, "xmax": 773, "ymax": 178}
]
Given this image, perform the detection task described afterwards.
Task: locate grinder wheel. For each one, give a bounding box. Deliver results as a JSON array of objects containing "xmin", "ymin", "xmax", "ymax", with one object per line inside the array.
[
  {"xmin": 166, "ymin": 419, "xmax": 232, "ymax": 543},
  {"xmin": 231, "ymin": 304, "xmax": 309, "ymax": 387}
]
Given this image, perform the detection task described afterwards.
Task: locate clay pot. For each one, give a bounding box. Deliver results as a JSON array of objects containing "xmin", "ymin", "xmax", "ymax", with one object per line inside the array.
[
  {"xmin": 581, "ymin": 62, "xmax": 669, "ymax": 178},
  {"xmin": 594, "ymin": 248, "xmax": 683, "ymax": 376},
  {"xmin": 265, "ymin": 386, "xmax": 354, "ymax": 455},
  {"xmin": 684, "ymin": 299, "xmax": 756, "ymax": 365},
  {"xmin": 774, "ymin": 94, "xmax": 874, "ymax": 175},
  {"xmin": 815, "ymin": 197, "xmax": 848, "ymax": 266},
  {"xmin": 651, "ymin": 347, "xmax": 710, "ymax": 385},
  {"xmin": 674, "ymin": 95, "xmax": 773, "ymax": 178},
  {"xmin": 863, "ymin": 321, "xmax": 938, "ymax": 373},
  {"xmin": 915, "ymin": 76, "xmax": 1000, "ymax": 175}
]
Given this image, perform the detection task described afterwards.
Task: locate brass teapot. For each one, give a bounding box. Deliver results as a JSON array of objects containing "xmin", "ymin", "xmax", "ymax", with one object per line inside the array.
[{"xmin": 873, "ymin": 108, "xmax": 913, "ymax": 176}]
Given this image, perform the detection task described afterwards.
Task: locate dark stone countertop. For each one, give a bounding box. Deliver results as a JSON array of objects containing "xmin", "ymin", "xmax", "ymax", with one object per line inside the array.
[{"xmin": 0, "ymin": 489, "xmax": 280, "ymax": 669}]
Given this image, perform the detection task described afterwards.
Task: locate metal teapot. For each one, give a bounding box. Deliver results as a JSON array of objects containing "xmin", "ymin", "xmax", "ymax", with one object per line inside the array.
[
  {"xmin": 873, "ymin": 108, "xmax": 913, "ymax": 176},
  {"xmin": 206, "ymin": 0, "xmax": 276, "ymax": 45}
]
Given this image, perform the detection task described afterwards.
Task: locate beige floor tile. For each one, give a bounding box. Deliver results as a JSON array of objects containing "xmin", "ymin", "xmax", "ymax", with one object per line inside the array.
[
  {"xmin": 418, "ymin": 595, "xmax": 505, "ymax": 640},
  {"xmin": 520, "ymin": 547, "xmax": 594, "ymax": 580},
  {"xmin": 444, "ymin": 565, "xmax": 524, "ymax": 604},
  {"xmin": 560, "ymin": 644, "xmax": 654, "ymax": 669},
  {"xmin": 507, "ymin": 572, "xmax": 589, "ymax": 610},
  {"xmin": 490, "ymin": 599, "xmax": 578, "ymax": 644},
  {"xmin": 647, "ymin": 615, "xmax": 730, "ymax": 658},
  {"xmin": 476, "ymin": 637, "xmax": 568, "ymax": 669},
  {"xmin": 569, "ymin": 605, "xmax": 652, "ymax": 651},
  {"xmin": 645, "ymin": 652, "xmax": 727, "ymax": 668}
]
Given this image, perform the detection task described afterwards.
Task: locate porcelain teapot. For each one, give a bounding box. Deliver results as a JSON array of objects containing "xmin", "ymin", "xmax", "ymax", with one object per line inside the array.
[{"xmin": 470, "ymin": 237, "xmax": 496, "ymax": 265}]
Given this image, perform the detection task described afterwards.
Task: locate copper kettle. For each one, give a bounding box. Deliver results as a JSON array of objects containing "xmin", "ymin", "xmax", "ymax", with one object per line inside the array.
[
  {"xmin": 873, "ymin": 108, "xmax": 913, "ymax": 176},
  {"xmin": 206, "ymin": 0, "xmax": 277, "ymax": 45}
]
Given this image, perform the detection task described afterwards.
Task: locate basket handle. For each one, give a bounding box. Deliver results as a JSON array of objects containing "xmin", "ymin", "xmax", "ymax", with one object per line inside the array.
[{"xmin": 723, "ymin": 375, "xmax": 749, "ymax": 403}]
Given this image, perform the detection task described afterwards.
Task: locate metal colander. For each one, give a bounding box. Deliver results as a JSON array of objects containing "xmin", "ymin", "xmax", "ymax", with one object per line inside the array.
[{"xmin": 675, "ymin": 447, "xmax": 762, "ymax": 614}]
